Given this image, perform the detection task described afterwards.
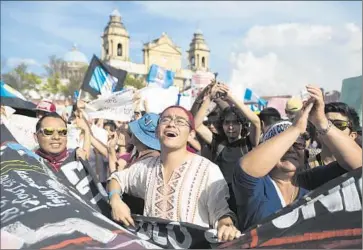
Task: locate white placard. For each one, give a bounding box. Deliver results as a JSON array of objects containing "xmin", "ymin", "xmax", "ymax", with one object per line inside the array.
[
  {"xmin": 87, "ymin": 104, "xmax": 133, "ymax": 122},
  {"xmin": 86, "ymin": 89, "xmax": 134, "ymax": 111},
  {"xmin": 90, "ymin": 124, "xmax": 108, "ymax": 145},
  {"xmin": 4, "ymin": 115, "xmax": 38, "ymax": 150},
  {"xmin": 67, "ymin": 124, "xmax": 82, "ymax": 150},
  {"xmin": 139, "ymin": 86, "xmax": 179, "ymax": 114}
]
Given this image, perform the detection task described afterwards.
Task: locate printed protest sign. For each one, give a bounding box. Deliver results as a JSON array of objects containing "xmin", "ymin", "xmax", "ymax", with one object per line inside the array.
[
  {"xmin": 86, "ymin": 89, "xmax": 134, "ymax": 111},
  {"xmin": 88, "ymin": 104, "xmax": 134, "ymax": 121}
]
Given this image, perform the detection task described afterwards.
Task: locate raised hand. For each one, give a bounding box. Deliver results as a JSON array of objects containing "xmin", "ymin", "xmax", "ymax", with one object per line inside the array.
[
  {"xmin": 306, "ymin": 85, "xmax": 328, "ymax": 129},
  {"xmin": 292, "ymin": 100, "xmax": 314, "ymax": 134},
  {"xmin": 108, "ymin": 133, "xmax": 118, "ymax": 150},
  {"xmin": 75, "ymin": 115, "xmax": 90, "ymax": 132}
]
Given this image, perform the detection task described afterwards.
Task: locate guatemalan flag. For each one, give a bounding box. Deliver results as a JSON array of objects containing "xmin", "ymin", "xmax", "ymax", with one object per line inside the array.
[
  {"xmin": 81, "ymin": 55, "xmax": 127, "ymax": 97},
  {"xmin": 244, "ymin": 88, "xmax": 267, "ymax": 107},
  {"xmin": 147, "ymin": 64, "xmax": 175, "ymax": 89}
]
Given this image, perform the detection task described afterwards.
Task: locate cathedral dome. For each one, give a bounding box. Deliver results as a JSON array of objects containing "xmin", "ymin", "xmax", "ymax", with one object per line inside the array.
[{"xmin": 63, "ymin": 45, "xmax": 88, "ymax": 64}]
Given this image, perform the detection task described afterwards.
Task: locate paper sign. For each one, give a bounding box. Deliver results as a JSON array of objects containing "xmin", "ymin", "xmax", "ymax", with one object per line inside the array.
[
  {"xmin": 3, "ymin": 115, "xmax": 38, "ymax": 150},
  {"xmin": 87, "ymin": 104, "xmax": 133, "ymax": 122},
  {"xmin": 86, "ymin": 89, "xmax": 134, "ymax": 111},
  {"xmin": 139, "ymin": 86, "xmax": 179, "ymax": 114},
  {"xmin": 91, "ymin": 124, "xmax": 108, "ymax": 145},
  {"xmin": 67, "ymin": 124, "xmax": 82, "ymax": 150}
]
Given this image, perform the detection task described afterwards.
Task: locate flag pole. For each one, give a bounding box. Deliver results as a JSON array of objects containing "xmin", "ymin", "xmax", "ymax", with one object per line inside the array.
[{"xmin": 77, "ymin": 89, "xmax": 83, "ymax": 102}]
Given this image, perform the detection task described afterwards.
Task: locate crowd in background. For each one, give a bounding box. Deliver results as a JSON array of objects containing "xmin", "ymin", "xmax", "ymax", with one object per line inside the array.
[{"xmin": 1, "ymin": 80, "xmax": 362, "ymax": 242}]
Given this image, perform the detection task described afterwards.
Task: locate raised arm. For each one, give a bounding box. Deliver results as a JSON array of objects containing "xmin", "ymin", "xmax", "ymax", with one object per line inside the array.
[
  {"xmin": 240, "ymin": 102, "xmax": 313, "ymax": 178},
  {"xmin": 219, "ymin": 84, "xmax": 261, "ymax": 147},
  {"xmin": 107, "ymin": 134, "xmax": 118, "ymax": 173},
  {"xmin": 90, "ymin": 134, "xmax": 109, "ymax": 157},
  {"xmin": 74, "ymin": 113, "xmax": 91, "ymax": 160},
  {"xmin": 307, "ymin": 85, "xmax": 362, "ymax": 170}
]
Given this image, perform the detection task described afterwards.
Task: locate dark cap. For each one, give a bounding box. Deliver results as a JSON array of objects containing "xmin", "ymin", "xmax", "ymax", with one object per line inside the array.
[{"xmin": 259, "ymin": 107, "xmax": 281, "ymax": 120}]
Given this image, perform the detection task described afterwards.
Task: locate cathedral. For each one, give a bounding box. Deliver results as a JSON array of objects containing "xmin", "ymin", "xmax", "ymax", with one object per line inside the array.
[
  {"xmin": 100, "ymin": 9, "xmax": 214, "ymax": 89},
  {"xmin": 61, "ymin": 9, "xmax": 214, "ymax": 90}
]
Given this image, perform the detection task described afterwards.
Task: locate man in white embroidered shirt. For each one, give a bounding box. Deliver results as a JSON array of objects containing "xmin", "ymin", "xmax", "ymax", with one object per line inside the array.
[{"xmin": 108, "ymin": 105, "xmax": 240, "ymax": 242}]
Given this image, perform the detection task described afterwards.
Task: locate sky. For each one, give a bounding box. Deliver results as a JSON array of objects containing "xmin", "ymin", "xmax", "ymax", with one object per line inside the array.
[{"xmin": 1, "ymin": 1, "xmax": 362, "ymax": 96}]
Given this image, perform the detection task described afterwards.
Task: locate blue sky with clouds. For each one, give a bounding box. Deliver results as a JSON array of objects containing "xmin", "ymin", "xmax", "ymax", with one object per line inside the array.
[{"xmin": 1, "ymin": 1, "xmax": 361, "ymax": 95}]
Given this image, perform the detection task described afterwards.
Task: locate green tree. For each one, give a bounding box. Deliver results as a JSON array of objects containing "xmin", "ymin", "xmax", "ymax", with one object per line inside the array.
[
  {"xmin": 44, "ymin": 55, "xmax": 66, "ymax": 77},
  {"xmin": 42, "ymin": 72, "xmax": 62, "ymax": 95},
  {"xmin": 61, "ymin": 65, "xmax": 88, "ymax": 97},
  {"xmin": 1, "ymin": 63, "xmax": 42, "ymax": 97},
  {"xmin": 124, "ymin": 74, "xmax": 145, "ymax": 89}
]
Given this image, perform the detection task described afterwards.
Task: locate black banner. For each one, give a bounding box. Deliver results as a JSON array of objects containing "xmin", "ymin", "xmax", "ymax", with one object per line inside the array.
[
  {"xmin": 1, "ymin": 124, "xmax": 362, "ymax": 249},
  {"xmin": 0, "ymin": 125, "xmax": 158, "ymax": 249},
  {"xmin": 130, "ymin": 215, "xmax": 217, "ymax": 249},
  {"xmin": 56, "ymin": 154, "xmax": 110, "ymax": 216},
  {"xmin": 219, "ymin": 167, "xmax": 362, "ymax": 249}
]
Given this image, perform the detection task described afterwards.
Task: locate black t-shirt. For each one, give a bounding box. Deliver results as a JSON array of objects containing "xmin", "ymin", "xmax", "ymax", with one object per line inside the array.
[{"xmin": 212, "ymin": 135, "xmax": 252, "ymax": 184}]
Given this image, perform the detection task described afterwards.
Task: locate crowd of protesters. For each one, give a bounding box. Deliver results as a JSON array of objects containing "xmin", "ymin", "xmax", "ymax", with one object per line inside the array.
[{"xmin": 1, "ymin": 80, "xmax": 362, "ymax": 242}]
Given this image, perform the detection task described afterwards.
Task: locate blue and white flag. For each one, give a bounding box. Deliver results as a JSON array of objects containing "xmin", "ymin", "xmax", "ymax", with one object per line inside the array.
[
  {"xmin": 249, "ymin": 104, "xmax": 261, "ymax": 112},
  {"xmin": 81, "ymin": 55, "xmax": 127, "ymax": 97},
  {"xmin": 244, "ymin": 88, "xmax": 267, "ymax": 107},
  {"xmin": 147, "ymin": 64, "xmax": 175, "ymax": 89}
]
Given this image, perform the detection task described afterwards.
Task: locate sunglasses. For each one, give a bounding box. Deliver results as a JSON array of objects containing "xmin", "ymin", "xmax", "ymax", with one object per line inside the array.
[
  {"xmin": 37, "ymin": 127, "xmax": 68, "ymax": 137},
  {"xmin": 329, "ymin": 119, "xmax": 351, "ymax": 131}
]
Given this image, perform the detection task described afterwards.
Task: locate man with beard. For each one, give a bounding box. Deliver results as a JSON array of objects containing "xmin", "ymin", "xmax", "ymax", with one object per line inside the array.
[
  {"xmin": 108, "ymin": 106, "xmax": 241, "ymax": 242},
  {"xmin": 233, "ymin": 86, "xmax": 362, "ymax": 231}
]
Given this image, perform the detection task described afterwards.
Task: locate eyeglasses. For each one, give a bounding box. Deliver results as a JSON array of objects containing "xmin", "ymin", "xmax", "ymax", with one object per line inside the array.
[
  {"xmin": 159, "ymin": 116, "xmax": 191, "ymax": 127},
  {"xmin": 37, "ymin": 127, "xmax": 68, "ymax": 137},
  {"xmin": 329, "ymin": 119, "xmax": 351, "ymax": 131}
]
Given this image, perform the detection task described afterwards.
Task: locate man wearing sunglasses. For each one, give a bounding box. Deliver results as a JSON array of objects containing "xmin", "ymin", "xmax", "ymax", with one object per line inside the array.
[
  {"xmin": 108, "ymin": 105, "xmax": 241, "ymax": 242},
  {"xmin": 234, "ymin": 86, "xmax": 362, "ymax": 231},
  {"xmin": 309, "ymin": 102, "xmax": 360, "ymax": 168},
  {"xmin": 34, "ymin": 112, "xmax": 88, "ymax": 172}
]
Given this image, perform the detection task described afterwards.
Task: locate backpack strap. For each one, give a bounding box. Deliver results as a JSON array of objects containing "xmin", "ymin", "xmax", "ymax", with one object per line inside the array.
[{"xmin": 213, "ymin": 141, "xmax": 227, "ymax": 162}]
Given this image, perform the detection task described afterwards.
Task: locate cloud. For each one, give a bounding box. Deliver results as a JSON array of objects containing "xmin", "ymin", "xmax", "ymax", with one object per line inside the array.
[
  {"xmin": 228, "ymin": 23, "xmax": 362, "ymax": 97},
  {"xmin": 6, "ymin": 58, "xmax": 40, "ymax": 68}
]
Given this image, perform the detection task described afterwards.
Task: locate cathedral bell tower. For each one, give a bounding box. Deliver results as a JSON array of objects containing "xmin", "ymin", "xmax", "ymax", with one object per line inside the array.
[
  {"xmin": 187, "ymin": 30, "xmax": 210, "ymax": 72},
  {"xmin": 101, "ymin": 9, "xmax": 130, "ymax": 61}
]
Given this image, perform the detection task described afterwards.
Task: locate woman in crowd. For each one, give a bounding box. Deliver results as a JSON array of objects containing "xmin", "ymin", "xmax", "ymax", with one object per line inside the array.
[{"xmin": 233, "ymin": 86, "xmax": 362, "ymax": 231}]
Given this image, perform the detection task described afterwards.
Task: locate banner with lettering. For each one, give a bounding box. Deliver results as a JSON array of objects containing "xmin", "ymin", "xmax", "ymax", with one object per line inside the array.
[
  {"xmin": 85, "ymin": 89, "xmax": 134, "ymax": 111},
  {"xmin": 87, "ymin": 105, "xmax": 134, "ymax": 121},
  {"xmin": 85, "ymin": 89, "xmax": 134, "ymax": 121},
  {"xmin": 0, "ymin": 125, "xmax": 159, "ymax": 249},
  {"xmin": 219, "ymin": 167, "xmax": 362, "ymax": 249},
  {"xmin": 129, "ymin": 215, "xmax": 218, "ymax": 249},
  {"xmin": 1, "ymin": 124, "xmax": 362, "ymax": 249}
]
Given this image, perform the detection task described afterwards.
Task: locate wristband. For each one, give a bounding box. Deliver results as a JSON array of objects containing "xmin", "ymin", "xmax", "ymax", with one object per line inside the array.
[
  {"xmin": 108, "ymin": 189, "xmax": 121, "ymax": 200},
  {"xmin": 316, "ymin": 120, "xmax": 333, "ymax": 136}
]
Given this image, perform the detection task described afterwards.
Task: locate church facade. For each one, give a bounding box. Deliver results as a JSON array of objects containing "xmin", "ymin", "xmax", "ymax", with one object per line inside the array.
[{"xmin": 100, "ymin": 9, "xmax": 214, "ymax": 89}]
